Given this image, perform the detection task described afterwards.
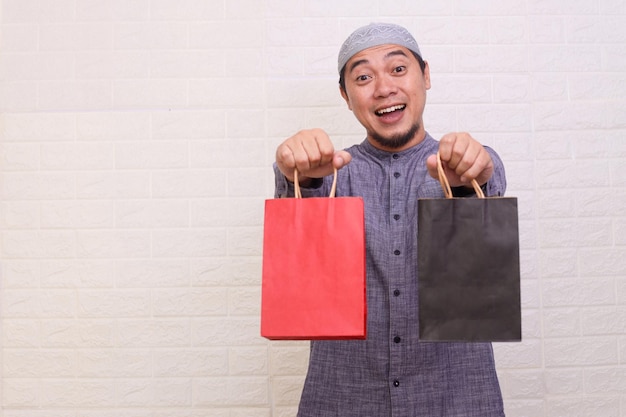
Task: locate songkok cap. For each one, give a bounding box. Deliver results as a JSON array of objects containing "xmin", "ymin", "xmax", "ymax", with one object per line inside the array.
[{"xmin": 338, "ymin": 22, "xmax": 422, "ymax": 74}]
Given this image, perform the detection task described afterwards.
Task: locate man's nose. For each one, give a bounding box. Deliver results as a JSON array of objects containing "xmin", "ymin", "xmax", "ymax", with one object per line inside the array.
[{"xmin": 374, "ymin": 74, "xmax": 397, "ymax": 97}]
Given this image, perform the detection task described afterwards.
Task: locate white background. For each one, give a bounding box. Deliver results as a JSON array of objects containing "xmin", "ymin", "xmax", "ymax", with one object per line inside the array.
[{"xmin": 1, "ymin": 0, "xmax": 626, "ymax": 416}]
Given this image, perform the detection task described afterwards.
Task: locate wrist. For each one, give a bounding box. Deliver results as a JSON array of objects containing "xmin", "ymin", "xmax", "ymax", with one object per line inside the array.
[{"xmin": 286, "ymin": 174, "xmax": 322, "ymax": 189}]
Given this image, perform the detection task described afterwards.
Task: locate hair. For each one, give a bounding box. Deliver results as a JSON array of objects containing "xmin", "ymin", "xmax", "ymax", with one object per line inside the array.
[{"xmin": 338, "ymin": 50, "xmax": 426, "ymax": 93}]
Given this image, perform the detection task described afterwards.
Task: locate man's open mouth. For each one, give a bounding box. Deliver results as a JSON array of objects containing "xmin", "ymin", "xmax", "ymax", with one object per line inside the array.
[{"xmin": 375, "ymin": 104, "xmax": 406, "ymax": 116}]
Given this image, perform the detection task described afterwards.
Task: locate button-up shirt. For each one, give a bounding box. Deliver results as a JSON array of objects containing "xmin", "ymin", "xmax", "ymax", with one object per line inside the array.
[{"xmin": 274, "ymin": 133, "xmax": 507, "ymax": 417}]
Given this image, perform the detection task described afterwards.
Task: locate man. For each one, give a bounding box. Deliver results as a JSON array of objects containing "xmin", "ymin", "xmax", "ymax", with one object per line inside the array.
[{"xmin": 273, "ymin": 22, "xmax": 506, "ymax": 417}]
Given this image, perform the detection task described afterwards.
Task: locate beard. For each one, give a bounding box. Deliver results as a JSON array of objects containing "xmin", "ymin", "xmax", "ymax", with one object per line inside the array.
[{"xmin": 368, "ymin": 122, "xmax": 420, "ymax": 150}]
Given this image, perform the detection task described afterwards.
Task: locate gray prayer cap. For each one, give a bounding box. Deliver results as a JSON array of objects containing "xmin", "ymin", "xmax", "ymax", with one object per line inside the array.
[{"xmin": 338, "ymin": 22, "xmax": 422, "ymax": 74}]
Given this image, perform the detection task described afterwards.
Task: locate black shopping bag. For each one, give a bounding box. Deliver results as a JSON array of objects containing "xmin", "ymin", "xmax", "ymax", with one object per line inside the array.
[{"xmin": 417, "ymin": 153, "xmax": 521, "ymax": 342}]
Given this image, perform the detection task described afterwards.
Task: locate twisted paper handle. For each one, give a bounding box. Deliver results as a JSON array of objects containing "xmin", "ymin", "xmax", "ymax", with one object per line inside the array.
[
  {"xmin": 294, "ymin": 167, "xmax": 338, "ymax": 199},
  {"xmin": 436, "ymin": 151, "xmax": 485, "ymax": 199}
]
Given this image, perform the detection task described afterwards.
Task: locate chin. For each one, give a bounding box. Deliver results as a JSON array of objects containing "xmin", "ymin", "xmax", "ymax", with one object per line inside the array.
[{"xmin": 370, "ymin": 123, "xmax": 420, "ymax": 150}]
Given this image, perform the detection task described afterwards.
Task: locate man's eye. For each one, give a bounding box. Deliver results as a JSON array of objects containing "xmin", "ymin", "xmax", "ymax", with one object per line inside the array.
[
  {"xmin": 393, "ymin": 66, "xmax": 406, "ymax": 73},
  {"xmin": 356, "ymin": 75, "xmax": 370, "ymax": 82}
]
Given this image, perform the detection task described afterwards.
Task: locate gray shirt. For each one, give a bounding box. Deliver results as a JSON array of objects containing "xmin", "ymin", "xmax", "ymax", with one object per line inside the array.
[{"xmin": 274, "ymin": 133, "xmax": 507, "ymax": 417}]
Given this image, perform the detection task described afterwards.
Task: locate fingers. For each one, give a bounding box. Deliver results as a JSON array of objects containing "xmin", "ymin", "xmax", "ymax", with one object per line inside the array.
[
  {"xmin": 275, "ymin": 128, "xmax": 332, "ymax": 181},
  {"xmin": 435, "ymin": 132, "xmax": 494, "ymax": 186},
  {"xmin": 276, "ymin": 128, "xmax": 350, "ymax": 182},
  {"xmin": 333, "ymin": 150, "xmax": 352, "ymax": 170}
]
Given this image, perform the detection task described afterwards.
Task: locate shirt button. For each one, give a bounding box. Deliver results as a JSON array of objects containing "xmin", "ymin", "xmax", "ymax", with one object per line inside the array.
[
  {"xmin": 394, "ymin": 336, "xmax": 401, "ymax": 343},
  {"xmin": 393, "ymin": 289, "xmax": 401, "ymax": 297},
  {"xmin": 393, "ymin": 380, "xmax": 400, "ymax": 387},
  {"xmin": 393, "ymin": 214, "xmax": 400, "ymax": 221},
  {"xmin": 394, "ymin": 172, "xmax": 400, "ymax": 178},
  {"xmin": 392, "ymin": 154, "xmax": 399, "ymax": 160},
  {"xmin": 394, "ymin": 250, "xmax": 401, "ymax": 256}
]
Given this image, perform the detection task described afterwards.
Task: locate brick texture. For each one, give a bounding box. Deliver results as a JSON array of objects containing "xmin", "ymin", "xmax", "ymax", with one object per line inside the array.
[{"xmin": 1, "ymin": 1, "xmax": 626, "ymax": 416}]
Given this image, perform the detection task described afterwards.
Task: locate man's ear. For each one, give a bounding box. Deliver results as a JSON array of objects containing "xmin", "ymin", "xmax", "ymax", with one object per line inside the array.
[
  {"xmin": 339, "ymin": 85, "xmax": 352, "ymax": 111},
  {"xmin": 423, "ymin": 61, "xmax": 431, "ymax": 90}
]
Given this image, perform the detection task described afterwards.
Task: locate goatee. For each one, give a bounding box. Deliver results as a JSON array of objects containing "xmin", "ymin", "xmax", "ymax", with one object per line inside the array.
[{"xmin": 369, "ymin": 122, "xmax": 420, "ymax": 150}]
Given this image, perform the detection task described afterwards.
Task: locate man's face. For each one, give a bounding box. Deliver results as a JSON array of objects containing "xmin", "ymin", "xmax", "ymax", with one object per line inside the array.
[{"xmin": 340, "ymin": 44, "xmax": 431, "ymax": 152}]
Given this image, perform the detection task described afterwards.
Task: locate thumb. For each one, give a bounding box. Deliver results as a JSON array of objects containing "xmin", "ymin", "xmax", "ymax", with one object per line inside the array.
[
  {"xmin": 425, "ymin": 154, "xmax": 439, "ymax": 179},
  {"xmin": 333, "ymin": 150, "xmax": 352, "ymax": 170}
]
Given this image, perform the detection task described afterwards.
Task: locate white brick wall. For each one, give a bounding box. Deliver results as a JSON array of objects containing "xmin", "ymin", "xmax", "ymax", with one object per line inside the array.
[{"xmin": 1, "ymin": 1, "xmax": 625, "ymax": 416}]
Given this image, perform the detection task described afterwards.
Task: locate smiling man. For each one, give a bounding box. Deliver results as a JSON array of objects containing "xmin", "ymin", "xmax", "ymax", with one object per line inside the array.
[{"xmin": 273, "ymin": 22, "xmax": 507, "ymax": 417}]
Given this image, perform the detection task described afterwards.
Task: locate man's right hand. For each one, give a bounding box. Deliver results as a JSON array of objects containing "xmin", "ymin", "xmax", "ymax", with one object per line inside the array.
[{"xmin": 275, "ymin": 128, "xmax": 352, "ymax": 185}]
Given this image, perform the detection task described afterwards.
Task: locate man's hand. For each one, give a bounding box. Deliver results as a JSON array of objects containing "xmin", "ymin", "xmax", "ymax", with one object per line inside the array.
[
  {"xmin": 275, "ymin": 128, "xmax": 352, "ymax": 184},
  {"xmin": 426, "ymin": 132, "xmax": 494, "ymax": 187}
]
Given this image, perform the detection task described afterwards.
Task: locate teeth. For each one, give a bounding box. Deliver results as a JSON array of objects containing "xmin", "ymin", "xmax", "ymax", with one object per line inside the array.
[{"xmin": 376, "ymin": 105, "xmax": 405, "ymax": 115}]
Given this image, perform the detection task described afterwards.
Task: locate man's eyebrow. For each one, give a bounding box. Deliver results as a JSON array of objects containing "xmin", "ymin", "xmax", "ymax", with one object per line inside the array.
[
  {"xmin": 348, "ymin": 49, "xmax": 409, "ymax": 74},
  {"xmin": 349, "ymin": 58, "xmax": 369, "ymax": 74},
  {"xmin": 385, "ymin": 49, "xmax": 408, "ymax": 60}
]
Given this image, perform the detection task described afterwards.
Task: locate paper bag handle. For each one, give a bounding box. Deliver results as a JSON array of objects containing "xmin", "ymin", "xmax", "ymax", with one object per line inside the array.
[
  {"xmin": 436, "ymin": 151, "xmax": 485, "ymax": 199},
  {"xmin": 293, "ymin": 167, "xmax": 338, "ymax": 199}
]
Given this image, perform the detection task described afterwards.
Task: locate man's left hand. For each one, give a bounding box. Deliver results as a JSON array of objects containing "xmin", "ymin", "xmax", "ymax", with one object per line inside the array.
[{"xmin": 426, "ymin": 132, "xmax": 494, "ymax": 188}]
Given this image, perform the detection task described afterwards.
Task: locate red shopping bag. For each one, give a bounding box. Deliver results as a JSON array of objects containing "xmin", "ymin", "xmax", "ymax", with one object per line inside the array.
[{"xmin": 261, "ymin": 169, "xmax": 366, "ymax": 340}]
